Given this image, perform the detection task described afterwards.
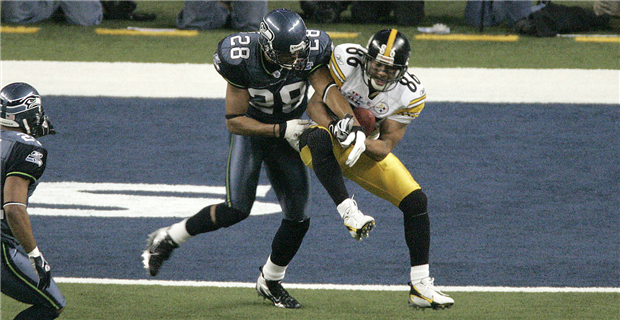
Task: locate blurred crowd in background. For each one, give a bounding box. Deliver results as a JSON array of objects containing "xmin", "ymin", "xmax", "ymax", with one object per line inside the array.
[{"xmin": 1, "ymin": 1, "xmax": 618, "ymax": 37}]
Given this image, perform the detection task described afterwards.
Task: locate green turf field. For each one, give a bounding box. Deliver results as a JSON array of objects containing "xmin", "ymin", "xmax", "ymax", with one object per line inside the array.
[
  {"xmin": 1, "ymin": 1, "xmax": 618, "ymax": 319},
  {"xmin": 2, "ymin": 283, "xmax": 620, "ymax": 320},
  {"xmin": 1, "ymin": 1, "xmax": 618, "ymax": 68}
]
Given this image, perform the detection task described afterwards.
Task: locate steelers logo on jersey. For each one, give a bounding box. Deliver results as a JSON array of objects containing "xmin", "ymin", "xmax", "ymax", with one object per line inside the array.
[{"xmin": 373, "ymin": 103, "xmax": 389, "ymax": 115}]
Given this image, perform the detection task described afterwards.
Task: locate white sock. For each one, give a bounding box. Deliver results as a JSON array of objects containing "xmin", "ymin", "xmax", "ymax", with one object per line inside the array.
[
  {"xmin": 261, "ymin": 256, "xmax": 287, "ymax": 281},
  {"xmin": 410, "ymin": 264, "xmax": 430, "ymax": 283},
  {"xmin": 167, "ymin": 219, "xmax": 191, "ymax": 245}
]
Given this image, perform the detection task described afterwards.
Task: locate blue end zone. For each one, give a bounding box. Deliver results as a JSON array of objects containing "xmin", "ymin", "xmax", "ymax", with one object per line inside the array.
[{"xmin": 32, "ymin": 96, "xmax": 619, "ymax": 287}]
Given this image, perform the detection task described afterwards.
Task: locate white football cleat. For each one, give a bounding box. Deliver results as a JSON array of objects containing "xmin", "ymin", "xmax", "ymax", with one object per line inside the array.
[
  {"xmin": 409, "ymin": 277, "xmax": 454, "ymax": 310},
  {"xmin": 337, "ymin": 198, "xmax": 375, "ymax": 241}
]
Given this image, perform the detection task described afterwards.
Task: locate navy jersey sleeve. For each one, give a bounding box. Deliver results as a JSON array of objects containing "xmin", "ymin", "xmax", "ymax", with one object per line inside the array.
[
  {"xmin": 213, "ymin": 32, "xmax": 260, "ymax": 89},
  {"xmin": 5, "ymin": 143, "xmax": 47, "ymax": 185},
  {"xmin": 305, "ymin": 29, "xmax": 333, "ymax": 74}
]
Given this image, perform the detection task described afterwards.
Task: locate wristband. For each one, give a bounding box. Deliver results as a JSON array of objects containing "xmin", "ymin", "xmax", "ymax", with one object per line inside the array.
[
  {"xmin": 3, "ymin": 202, "xmax": 27, "ymax": 208},
  {"xmin": 278, "ymin": 122, "xmax": 287, "ymax": 138}
]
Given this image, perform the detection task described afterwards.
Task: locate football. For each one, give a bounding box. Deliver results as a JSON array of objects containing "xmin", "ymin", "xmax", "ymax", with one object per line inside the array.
[{"xmin": 353, "ymin": 107, "xmax": 376, "ymax": 135}]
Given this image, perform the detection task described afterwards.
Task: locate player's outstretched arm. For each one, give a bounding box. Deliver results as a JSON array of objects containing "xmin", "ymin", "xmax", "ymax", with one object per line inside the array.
[
  {"xmin": 4, "ymin": 176, "xmax": 37, "ymax": 252},
  {"xmin": 224, "ymin": 83, "xmax": 278, "ymax": 137},
  {"xmin": 365, "ymin": 119, "xmax": 408, "ymax": 162},
  {"xmin": 4, "ymin": 175, "xmax": 51, "ymax": 289},
  {"xmin": 308, "ymin": 67, "xmax": 358, "ymax": 124},
  {"xmin": 306, "ymin": 92, "xmax": 333, "ymax": 127},
  {"xmin": 308, "ymin": 67, "xmax": 366, "ymax": 166}
]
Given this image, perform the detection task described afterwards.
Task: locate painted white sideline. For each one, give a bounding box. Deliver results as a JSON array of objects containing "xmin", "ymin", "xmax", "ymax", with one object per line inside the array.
[
  {"xmin": 1, "ymin": 61, "xmax": 618, "ymax": 104},
  {"xmin": 55, "ymin": 277, "xmax": 620, "ymax": 293}
]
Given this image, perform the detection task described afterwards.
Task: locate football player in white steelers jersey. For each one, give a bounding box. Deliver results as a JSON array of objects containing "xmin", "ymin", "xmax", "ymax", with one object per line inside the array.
[
  {"xmin": 1, "ymin": 82, "xmax": 65, "ymax": 319},
  {"xmin": 295, "ymin": 29, "xmax": 455, "ymax": 309}
]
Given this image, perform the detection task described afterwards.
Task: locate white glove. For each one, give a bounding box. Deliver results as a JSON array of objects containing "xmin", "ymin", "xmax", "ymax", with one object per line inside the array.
[
  {"xmin": 328, "ymin": 114, "xmax": 354, "ymax": 143},
  {"xmin": 341, "ymin": 127, "xmax": 366, "ymax": 167},
  {"xmin": 281, "ymin": 119, "xmax": 311, "ymax": 151},
  {"xmin": 28, "ymin": 247, "xmax": 51, "ymax": 290}
]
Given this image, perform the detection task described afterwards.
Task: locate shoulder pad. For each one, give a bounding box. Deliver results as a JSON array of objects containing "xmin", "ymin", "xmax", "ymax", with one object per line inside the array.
[
  {"xmin": 214, "ymin": 32, "xmax": 260, "ymax": 87},
  {"xmin": 330, "ymin": 43, "xmax": 364, "ymax": 84},
  {"xmin": 305, "ymin": 30, "xmax": 333, "ymax": 71}
]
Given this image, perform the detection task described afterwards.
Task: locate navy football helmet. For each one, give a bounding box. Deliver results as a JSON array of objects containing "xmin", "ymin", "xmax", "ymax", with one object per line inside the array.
[
  {"xmin": 364, "ymin": 29, "xmax": 411, "ymax": 92},
  {"xmin": 259, "ymin": 9, "xmax": 310, "ymax": 70},
  {"xmin": 0, "ymin": 82, "xmax": 55, "ymax": 137}
]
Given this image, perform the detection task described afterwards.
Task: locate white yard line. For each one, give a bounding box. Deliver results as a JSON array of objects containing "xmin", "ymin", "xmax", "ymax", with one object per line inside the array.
[
  {"xmin": 1, "ymin": 60, "xmax": 618, "ymax": 104},
  {"xmin": 55, "ymin": 277, "xmax": 620, "ymax": 292}
]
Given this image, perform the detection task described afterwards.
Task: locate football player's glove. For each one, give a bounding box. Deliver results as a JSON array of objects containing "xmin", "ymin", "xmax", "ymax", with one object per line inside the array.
[
  {"xmin": 341, "ymin": 126, "xmax": 366, "ymax": 167},
  {"xmin": 328, "ymin": 114, "xmax": 354, "ymax": 143},
  {"xmin": 280, "ymin": 119, "xmax": 311, "ymax": 151},
  {"xmin": 28, "ymin": 248, "xmax": 51, "ymax": 290}
]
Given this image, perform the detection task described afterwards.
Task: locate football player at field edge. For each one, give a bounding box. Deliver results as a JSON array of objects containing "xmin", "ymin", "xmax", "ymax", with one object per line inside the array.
[{"xmin": 1, "ymin": 82, "xmax": 66, "ymax": 319}]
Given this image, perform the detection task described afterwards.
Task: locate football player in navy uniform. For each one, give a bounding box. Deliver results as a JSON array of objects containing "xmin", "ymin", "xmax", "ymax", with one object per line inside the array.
[
  {"xmin": 293, "ymin": 29, "xmax": 455, "ymax": 309},
  {"xmin": 1, "ymin": 82, "xmax": 65, "ymax": 319},
  {"xmin": 141, "ymin": 9, "xmax": 373, "ymax": 309}
]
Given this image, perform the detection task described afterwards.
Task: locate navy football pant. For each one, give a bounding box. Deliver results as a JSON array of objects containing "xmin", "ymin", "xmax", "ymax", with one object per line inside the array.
[{"xmin": 1, "ymin": 241, "xmax": 65, "ymax": 318}]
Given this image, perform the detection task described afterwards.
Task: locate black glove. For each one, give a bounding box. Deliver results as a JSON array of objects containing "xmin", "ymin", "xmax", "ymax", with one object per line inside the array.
[{"xmin": 29, "ymin": 253, "xmax": 51, "ymax": 290}]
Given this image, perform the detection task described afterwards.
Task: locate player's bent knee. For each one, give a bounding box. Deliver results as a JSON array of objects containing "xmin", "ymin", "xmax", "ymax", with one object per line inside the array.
[
  {"xmin": 305, "ymin": 128, "xmax": 334, "ymax": 160},
  {"xmin": 283, "ymin": 218, "xmax": 310, "ymax": 234},
  {"xmin": 299, "ymin": 127, "xmax": 331, "ymax": 151},
  {"xmin": 399, "ymin": 189, "xmax": 428, "ymax": 217},
  {"xmin": 306, "ymin": 127, "xmax": 332, "ymax": 147},
  {"xmin": 215, "ymin": 203, "xmax": 250, "ymax": 228}
]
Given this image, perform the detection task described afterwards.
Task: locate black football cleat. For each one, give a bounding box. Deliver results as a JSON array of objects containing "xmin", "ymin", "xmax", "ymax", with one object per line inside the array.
[
  {"xmin": 141, "ymin": 227, "xmax": 179, "ymax": 277},
  {"xmin": 256, "ymin": 269, "xmax": 301, "ymax": 309}
]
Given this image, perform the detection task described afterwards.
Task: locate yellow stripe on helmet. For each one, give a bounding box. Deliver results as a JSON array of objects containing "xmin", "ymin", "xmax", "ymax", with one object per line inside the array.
[{"xmin": 383, "ymin": 29, "xmax": 399, "ymax": 59}]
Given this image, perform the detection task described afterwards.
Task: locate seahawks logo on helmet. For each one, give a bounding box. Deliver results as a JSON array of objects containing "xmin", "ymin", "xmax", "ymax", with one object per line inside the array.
[
  {"xmin": 0, "ymin": 82, "xmax": 55, "ymax": 138},
  {"xmin": 258, "ymin": 9, "xmax": 310, "ymax": 71},
  {"xmin": 213, "ymin": 52, "xmax": 222, "ymax": 72},
  {"xmin": 259, "ymin": 21, "xmax": 274, "ymax": 42}
]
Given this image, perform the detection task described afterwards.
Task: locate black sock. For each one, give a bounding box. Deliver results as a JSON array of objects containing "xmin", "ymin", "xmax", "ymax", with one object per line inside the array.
[
  {"xmin": 270, "ymin": 219, "xmax": 310, "ymax": 266},
  {"xmin": 306, "ymin": 128, "xmax": 349, "ymax": 205},
  {"xmin": 400, "ymin": 190, "xmax": 430, "ymax": 266}
]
